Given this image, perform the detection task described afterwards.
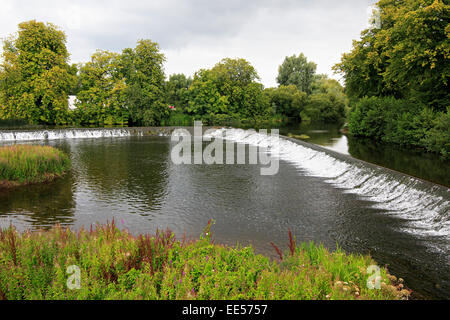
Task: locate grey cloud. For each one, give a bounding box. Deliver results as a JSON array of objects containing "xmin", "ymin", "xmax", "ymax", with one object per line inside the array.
[{"xmin": 1, "ymin": 0, "xmax": 377, "ymax": 86}]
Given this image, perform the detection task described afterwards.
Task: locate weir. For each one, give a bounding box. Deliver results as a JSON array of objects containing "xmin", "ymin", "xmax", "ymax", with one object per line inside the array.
[
  {"xmin": 207, "ymin": 128, "xmax": 450, "ymax": 246},
  {"xmin": 1, "ymin": 126, "xmax": 449, "ymax": 246}
]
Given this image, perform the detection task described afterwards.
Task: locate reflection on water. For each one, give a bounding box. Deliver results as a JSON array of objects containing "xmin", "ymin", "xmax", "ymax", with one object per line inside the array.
[{"xmin": 277, "ymin": 123, "xmax": 450, "ymax": 187}]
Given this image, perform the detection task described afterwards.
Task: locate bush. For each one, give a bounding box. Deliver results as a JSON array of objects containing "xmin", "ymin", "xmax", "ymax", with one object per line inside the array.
[
  {"xmin": 348, "ymin": 97, "xmax": 450, "ymax": 158},
  {"xmin": 304, "ymin": 93, "xmax": 346, "ymax": 123},
  {"xmin": 422, "ymin": 108, "xmax": 450, "ymax": 157}
]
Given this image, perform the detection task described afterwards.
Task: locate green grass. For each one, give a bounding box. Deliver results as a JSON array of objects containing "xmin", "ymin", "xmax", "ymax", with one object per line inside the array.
[
  {"xmin": 0, "ymin": 145, "xmax": 71, "ymax": 187},
  {"xmin": 0, "ymin": 221, "xmax": 410, "ymax": 300}
]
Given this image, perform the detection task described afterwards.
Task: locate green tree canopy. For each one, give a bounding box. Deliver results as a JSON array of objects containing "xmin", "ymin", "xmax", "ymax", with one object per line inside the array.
[
  {"xmin": 209, "ymin": 58, "xmax": 261, "ymax": 115},
  {"xmin": 304, "ymin": 78, "xmax": 347, "ymax": 123},
  {"xmin": 276, "ymin": 53, "xmax": 317, "ymax": 94},
  {"xmin": 187, "ymin": 69, "xmax": 229, "ymax": 116},
  {"xmin": 75, "ymin": 50, "xmax": 128, "ymax": 125},
  {"xmin": 120, "ymin": 39, "xmax": 168, "ymax": 126},
  {"xmin": 165, "ymin": 73, "xmax": 192, "ymax": 110},
  {"xmin": 187, "ymin": 58, "xmax": 270, "ymax": 121},
  {"xmin": 0, "ymin": 20, "xmax": 74, "ymax": 124},
  {"xmin": 334, "ymin": 0, "xmax": 450, "ymax": 110},
  {"xmin": 265, "ymin": 85, "xmax": 307, "ymax": 119}
]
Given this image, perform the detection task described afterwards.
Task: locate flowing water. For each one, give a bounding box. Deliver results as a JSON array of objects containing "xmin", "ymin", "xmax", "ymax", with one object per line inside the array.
[{"xmin": 0, "ymin": 127, "xmax": 449, "ymax": 299}]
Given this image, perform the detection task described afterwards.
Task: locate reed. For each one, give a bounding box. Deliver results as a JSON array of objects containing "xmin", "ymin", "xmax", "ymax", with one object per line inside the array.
[
  {"xmin": 0, "ymin": 222, "xmax": 411, "ymax": 300},
  {"xmin": 0, "ymin": 145, "xmax": 70, "ymax": 187}
]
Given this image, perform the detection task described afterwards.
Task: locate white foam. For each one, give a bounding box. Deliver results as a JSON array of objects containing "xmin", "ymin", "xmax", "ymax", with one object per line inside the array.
[
  {"xmin": 0, "ymin": 128, "xmax": 139, "ymax": 142},
  {"xmin": 207, "ymin": 128, "xmax": 450, "ymax": 240}
]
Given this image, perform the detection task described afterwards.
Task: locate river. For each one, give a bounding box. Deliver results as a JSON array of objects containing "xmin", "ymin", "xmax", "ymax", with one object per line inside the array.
[{"xmin": 0, "ymin": 125, "xmax": 449, "ymax": 299}]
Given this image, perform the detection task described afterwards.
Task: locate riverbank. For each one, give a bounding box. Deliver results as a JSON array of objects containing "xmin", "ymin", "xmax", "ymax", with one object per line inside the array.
[
  {"xmin": 0, "ymin": 221, "xmax": 410, "ymax": 300},
  {"xmin": 0, "ymin": 145, "xmax": 70, "ymax": 189}
]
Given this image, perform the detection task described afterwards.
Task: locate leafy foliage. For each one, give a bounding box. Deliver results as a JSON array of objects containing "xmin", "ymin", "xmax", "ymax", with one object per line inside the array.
[
  {"xmin": 165, "ymin": 74, "xmax": 192, "ymax": 110},
  {"xmin": 277, "ymin": 53, "xmax": 317, "ymax": 94},
  {"xmin": 74, "ymin": 51, "xmax": 128, "ymax": 125},
  {"xmin": 348, "ymin": 96, "xmax": 449, "ymax": 157},
  {"xmin": 334, "ymin": 0, "xmax": 449, "ymax": 110},
  {"xmin": 265, "ymin": 85, "xmax": 306, "ymax": 120},
  {"xmin": 335, "ymin": 0, "xmax": 450, "ymax": 156},
  {"xmin": 305, "ymin": 78, "xmax": 348, "ymax": 123},
  {"xmin": 187, "ymin": 58, "xmax": 271, "ymax": 124},
  {"xmin": 0, "ymin": 21, "xmax": 74, "ymax": 125},
  {"xmin": 120, "ymin": 40, "xmax": 168, "ymax": 126}
]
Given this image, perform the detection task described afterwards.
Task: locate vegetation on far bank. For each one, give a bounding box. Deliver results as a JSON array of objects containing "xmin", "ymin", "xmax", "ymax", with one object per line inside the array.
[
  {"xmin": 0, "ymin": 221, "xmax": 410, "ymax": 300},
  {"xmin": 334, "ymin": 0, "xmax": 449, "ymax": 158},
  {"xmin": 0, "ymin": 20, "xmax": 346, "ymax": 130},
  {"xmin": 0, "ymin": 145, "xmax": 70, "ymax": 188},
  {"xmin": 1, "ymin": 0, "xmax": 447, "ymax": 157}
]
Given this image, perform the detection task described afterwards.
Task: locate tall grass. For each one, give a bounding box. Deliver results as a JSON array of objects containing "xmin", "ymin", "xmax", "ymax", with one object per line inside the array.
[
  {"xmin": 0, "ymin": 145, "xmax": 70, "ymax": 186},
  {"xmin": 0, "ymin": 222, "xmax": 410, "ymax": 300}
]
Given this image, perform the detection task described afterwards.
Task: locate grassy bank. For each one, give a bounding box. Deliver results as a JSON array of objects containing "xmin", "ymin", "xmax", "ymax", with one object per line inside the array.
[
  {"xmin": 0, "ymin": 145, "xmax": 70, "ymax": 189},
  {"xmin": 0, "ymin": 221, "xmax": 410, "ymax": 300}
]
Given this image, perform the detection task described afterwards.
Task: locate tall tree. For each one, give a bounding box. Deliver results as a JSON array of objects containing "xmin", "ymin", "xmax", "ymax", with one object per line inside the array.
[
  {"xmin": 0, "ymin": 20, "xmax": 73, "ymax": 124},
  {"xmin": 165, "ymin": 73, "xmax": 192, "ymax": 109},
  {"xmin": 187, "ymin": 69, "xmax": 229, "ymax": 116},
  {"xmin": 276, "ymin": 53, "xmax": 317, "ymax": 94},
  {"xmin": 75, "ymin": 50, "xmax": 128, "ymax": 125},
  {"xmin": 187, "ymin": 58, "xmax": 269, "ymax": 120},
  {"xmin": 209, "ymin": 58, "xmax": 260, "ymax": 114},
  {"xmin": 120, "ymin": 39, "xmax": 168, "ymax": 126},
  {"xmin": 334, "ymin": 0, "xmax": 450, "ymax": 110},
  {"xmin": 265, "ymin": 85, "xmax": 306, "ymax": 119}
]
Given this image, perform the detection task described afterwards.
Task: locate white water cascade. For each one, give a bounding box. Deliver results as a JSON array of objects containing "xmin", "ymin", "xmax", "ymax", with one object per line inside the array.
[
  {"xmin": 207, "ymin": 128, "xmax": 450, "ymax": 242},
  {"xmin": 0, "ymin": 128, "xmax": 139, "ymax": 142}
]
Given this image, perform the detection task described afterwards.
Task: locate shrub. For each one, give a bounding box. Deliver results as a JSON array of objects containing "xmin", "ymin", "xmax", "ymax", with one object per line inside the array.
[{"xmin": 348, "ymin": 96, "xmax": 449, "ymax": 158}]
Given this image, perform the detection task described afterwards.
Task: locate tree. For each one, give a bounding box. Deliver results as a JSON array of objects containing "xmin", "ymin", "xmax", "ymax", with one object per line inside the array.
[
  {"xmin": 276, "ymin": 53, "xmax": 317, "ymax": 94},
  {"xmin": 241, "ymin": 82, "xmax": 271, "ymax": 122},
  {"xmin": 75, "ymin": 50, "xmax": 128, "ymax": 125},
  {"xmin": 265, "ymin": 85, "xmax": 306, "ymax": 119},
  {"xmin": 334, "ymin": 0, "xmax": 449, "ymax": 110},
  {"xmin": 304, "ymin": 93, "xmax": 346, "ymax": 123},
  {"xmin": 120, "ymin": 39, "xmax": 168, "ymax": 126},
  {"xmin": 0, "ymin": 20, "xmax": 74, "ymax": 124},
  {"xmin": 186, "ymin": 69, "xmax": 229, "ymax": 117},
  {"xmin": 165, "ymin": 73, "xmax": 192, "ymax": 110},
  {"xmin": 187, "ymin": 58, "xmax": 268, "ymax": 121},
  {"xmin": 301, "ymin": 77, "xmax": 348, "ymax": 123},
  {"xmin": 209, "ymin": 58, "xmax": 260, "ymax": 115}
]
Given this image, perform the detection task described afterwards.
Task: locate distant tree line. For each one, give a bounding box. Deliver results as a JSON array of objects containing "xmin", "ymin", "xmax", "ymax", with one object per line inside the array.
[
  {"xmin": 334, "ymin": 0, "xmax": 449, "ymax": 157},
  {"xmin": 0, "ymin": 20, "xmax": 347, "ymax": 128}
]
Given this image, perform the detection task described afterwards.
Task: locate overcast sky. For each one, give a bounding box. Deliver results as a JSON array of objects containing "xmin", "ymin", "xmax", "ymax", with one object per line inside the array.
[{"xmin": 0, "ymin": 0, "xmax": 376, "ymax": 87}]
